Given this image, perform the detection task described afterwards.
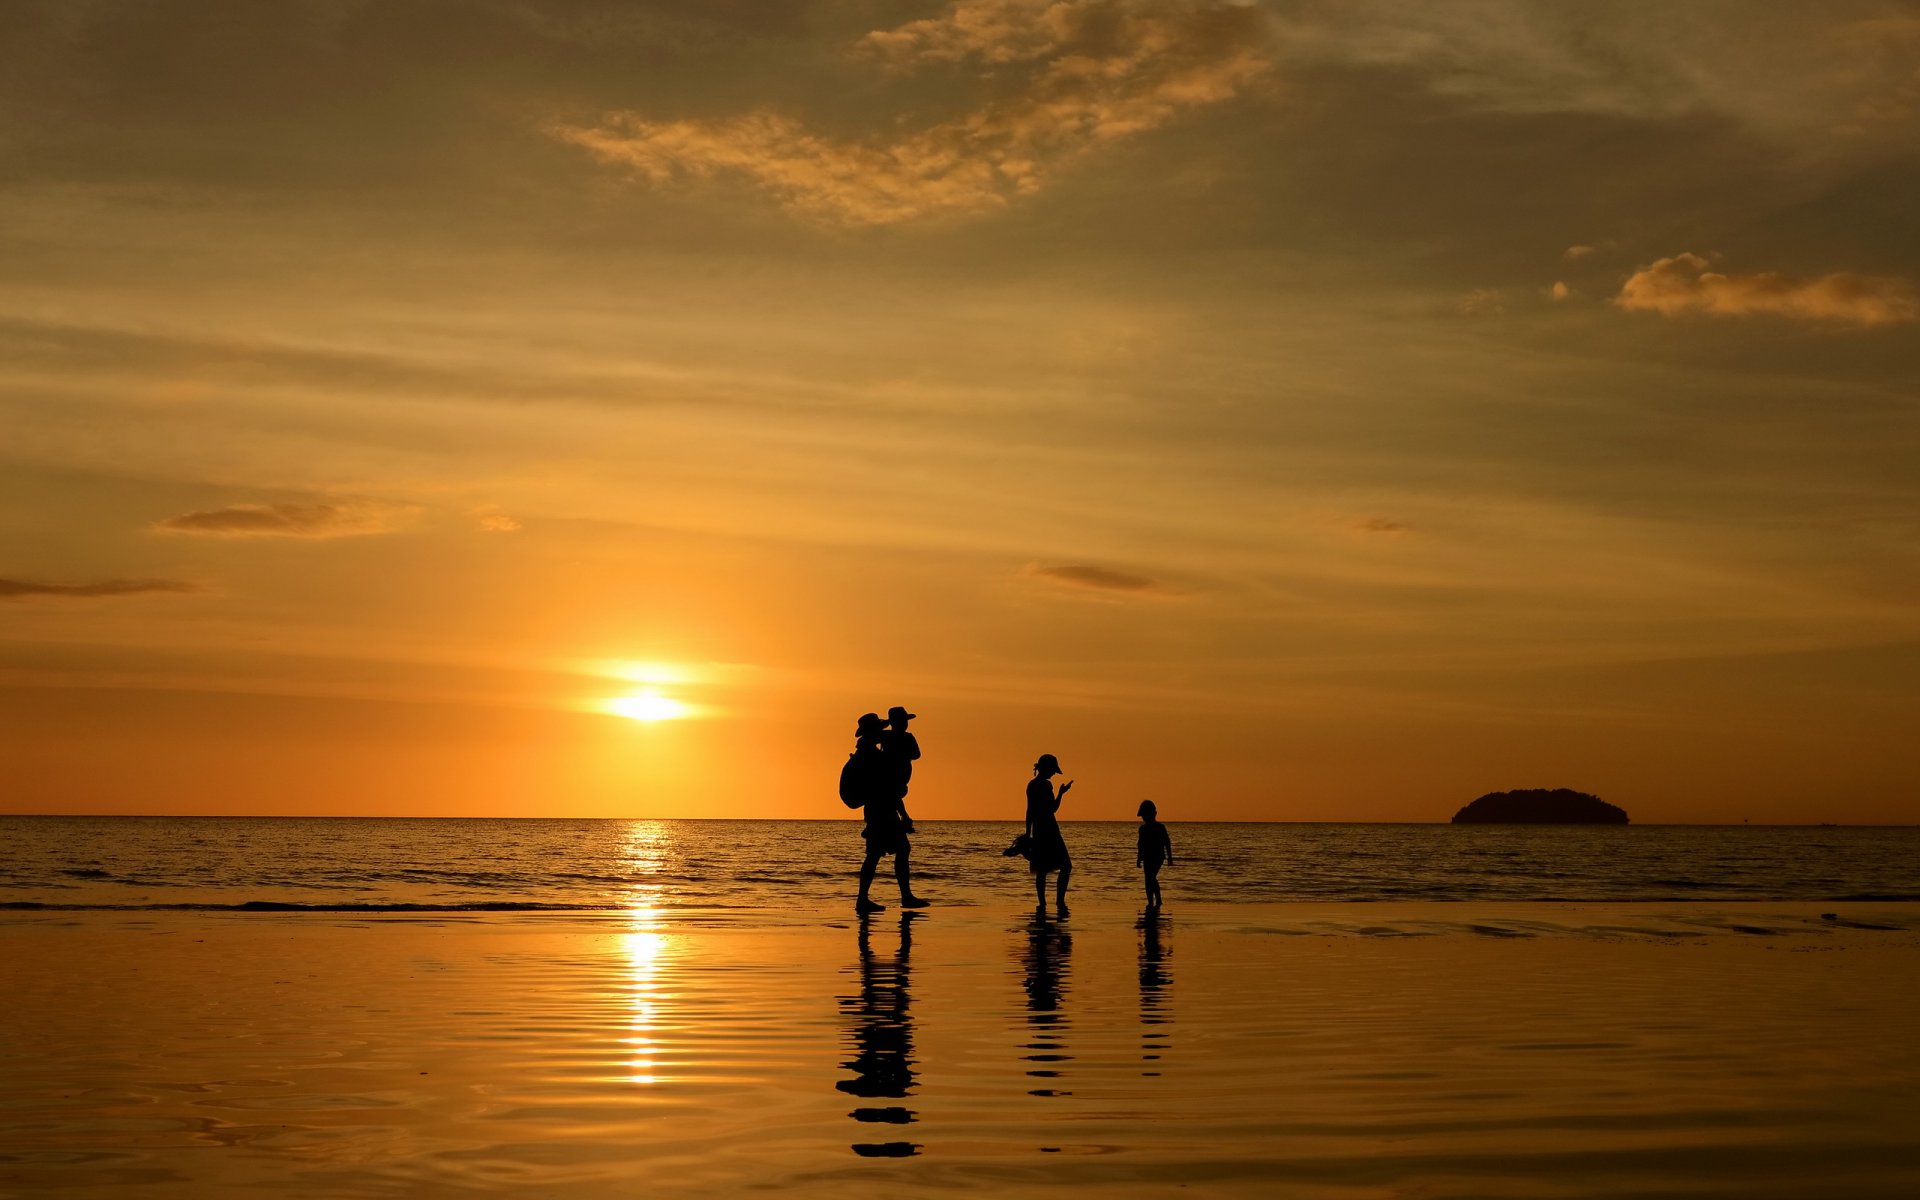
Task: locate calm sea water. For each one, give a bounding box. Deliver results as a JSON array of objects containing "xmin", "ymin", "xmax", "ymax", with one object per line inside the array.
[{"xmin": 4, "ymin": 817, "xmax": 1917, "ymax": 910}]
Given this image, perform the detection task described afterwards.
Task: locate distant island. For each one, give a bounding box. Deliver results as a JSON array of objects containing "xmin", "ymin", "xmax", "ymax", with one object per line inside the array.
[{"xmin": 1451, "ymin": 788, "xmax": 1629, "ymax": 825}]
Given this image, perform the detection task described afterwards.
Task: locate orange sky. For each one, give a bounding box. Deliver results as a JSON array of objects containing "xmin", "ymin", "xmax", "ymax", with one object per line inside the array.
[{"xmin": 3, "ymin": 2, "xmax": 1919, "ymax": 822}]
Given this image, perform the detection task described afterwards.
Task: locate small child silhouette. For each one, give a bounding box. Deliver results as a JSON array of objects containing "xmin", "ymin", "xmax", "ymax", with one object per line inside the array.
[{"xmin": 1136, "ymin": 800, "xmax": 1173, "ymax": 907}]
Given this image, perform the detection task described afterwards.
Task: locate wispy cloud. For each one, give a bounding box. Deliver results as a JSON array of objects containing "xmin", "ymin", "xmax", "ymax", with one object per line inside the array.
[
  {"xmin": 551, "ymin": 0, "xmax": 1271, "ymax": 225},
  {"xmin": 1456, "ymin": 289, "xmax": 1506, "ymax": 316},
  {"xmin": 1616, "ymin": 253, "xmax": 1918, "ymax": 327},
  {"xmin": 1348, "ymin": 516, "xmax": 1409, "ymax": 536},
  {"xmin": 1, "ymin": 577, "xmax": 199, "ymax": 600},
  {"xmin": 1025, "ymin": 561, "xmax": 1173, "ymax": 596},
  {"xmin": 1830, "ymin": 17, "xmax": 1920, "ymax": 134},
  {"xmin": 152, "ymin": 503, "xmax": 402, "ymax": 539}
]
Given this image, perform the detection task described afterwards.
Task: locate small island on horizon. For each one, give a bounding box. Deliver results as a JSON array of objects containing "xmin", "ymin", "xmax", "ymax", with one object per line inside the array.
[{"xmin": 1452, "ymin": 788, "xmax": 1630, "ymax": 825}]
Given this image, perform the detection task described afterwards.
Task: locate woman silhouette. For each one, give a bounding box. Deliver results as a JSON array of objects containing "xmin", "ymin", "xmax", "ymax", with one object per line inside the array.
[{"xmin": 1025, "ymin": 754, "xmax": 1073, "ymax": 916}]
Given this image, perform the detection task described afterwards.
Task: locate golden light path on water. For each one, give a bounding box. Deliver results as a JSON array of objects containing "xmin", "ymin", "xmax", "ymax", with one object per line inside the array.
[
  {"xmin": 620, "ymin": 917, "xmax": 668, "ymax": 1085},
  {"xmin": 618, "ymin": 822, "xmax": 674, "ymax": 1085}
]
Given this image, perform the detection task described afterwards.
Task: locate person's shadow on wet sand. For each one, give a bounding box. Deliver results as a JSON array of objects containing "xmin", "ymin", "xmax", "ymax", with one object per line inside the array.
[
  {"xmin": 837, "ymin": 911, "xmax": 922, "ymax": 1157},
  {"xmin": 1018, "ymin": 915, "xmax": 1074, "ymax": 1097}
]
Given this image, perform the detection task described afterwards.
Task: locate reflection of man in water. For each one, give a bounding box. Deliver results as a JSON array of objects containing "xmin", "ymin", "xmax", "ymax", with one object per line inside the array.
[
  {"xmin": 837, "ymin": 912, "xmax": 921, "ymax": 1157},
  {"xmin": 854, "ymin": 712, "xmax": 928, "ymax": 914},
  {"xmin": 1019, "ymin": 916, "xmax": 1073, "ymax": 1097}
]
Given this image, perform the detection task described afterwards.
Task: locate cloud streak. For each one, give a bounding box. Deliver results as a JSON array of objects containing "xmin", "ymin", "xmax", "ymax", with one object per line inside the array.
[
  {"xmin": 1616, "ymin": 253, "xmax": 1918, "ymax": 327},
  {"xmin": 152, "ymin": 503, "xmax": 400, "ymax": 539},
  {"xmin": 1349, "ymin": 517, "xmax": 1409, "ymax": 536},
  {"xmin": 552, "ymin": 0, "xmax": 1271, "ymax": 225},
  {"xmin": 1025, "ymin": 561, "xmax": 1172, "ymax": 596},
  {"xmin": 1, "ymin": 578, "xmax": 199, "ymax": 600}
]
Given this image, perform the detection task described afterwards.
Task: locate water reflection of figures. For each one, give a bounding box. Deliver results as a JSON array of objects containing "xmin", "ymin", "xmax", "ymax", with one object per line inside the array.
[
  {"xmin": 1018, "ymin": 915, "xmax": 1074, "ymax": 1097},
  {"xmin": 836, "ymin": 912, "xmax": 921, "ymax": 1157},
  {"xmin": 1137, "ymin": 910, "xmax": 1172, "ymax": 1076}
]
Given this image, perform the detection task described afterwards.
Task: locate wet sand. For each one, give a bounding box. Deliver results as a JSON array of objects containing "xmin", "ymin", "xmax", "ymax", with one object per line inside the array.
[{"xmin": 4, "ymin": 902, "xmax": 1918, "ymax": 1198}]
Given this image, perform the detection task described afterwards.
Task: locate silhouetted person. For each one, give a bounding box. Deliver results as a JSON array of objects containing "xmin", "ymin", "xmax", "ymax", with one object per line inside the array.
[
  {"xmin": 1025, "ymin": 754, "xmax": 1073, "ymax": 916},
  {"xmin": 1018, "ymin": 913, "xmax": 1073, "ymax": 1097},
  {"xmin": 1136, "ymin": 799, "xmax": 1173, "ymax": 907},
  {"xmin": 885, "ymin": 706, "xmax": 920, "ymax": 798},
  {"xmin": 853, "ymin": 712, "xmax": 927, "ymax": 914},
  {"xmin": 837, "ymin": 911, "xmax": 920, "ymax": 1157},
  {"xmin": 1137, "ymin": 910, "xmax": 1171, "ymax": 1076}
]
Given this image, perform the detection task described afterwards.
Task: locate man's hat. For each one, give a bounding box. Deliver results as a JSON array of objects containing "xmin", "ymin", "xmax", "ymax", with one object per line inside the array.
[{"xmin": 887, "ymin": 706, "xmax": 916, "ymax": 722}]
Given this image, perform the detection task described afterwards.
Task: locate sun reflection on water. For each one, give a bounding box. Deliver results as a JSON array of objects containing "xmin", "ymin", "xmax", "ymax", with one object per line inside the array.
[
  {"xmin": 621, "ymin": 907, "xmax": 670, "ymax": 1085},
  {"xmin": 619, "ymin": 823, "xmax": 675, "ymax": 1084}
]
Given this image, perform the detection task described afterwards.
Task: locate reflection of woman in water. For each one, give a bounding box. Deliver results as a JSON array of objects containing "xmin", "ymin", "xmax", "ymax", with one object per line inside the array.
[
  {"xmin": 1025, "ymin": 754, "xmax": 1073, "ymax": 916},
  {"xmin": 1019, "ymin": 916, "xmax": 1073, "ymax": 1097}
]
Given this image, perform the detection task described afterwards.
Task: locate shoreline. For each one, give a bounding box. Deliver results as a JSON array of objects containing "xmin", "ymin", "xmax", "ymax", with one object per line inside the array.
[{"xmin": 7, "ymin": 898, "xmax": 1920, "ymax": 937}]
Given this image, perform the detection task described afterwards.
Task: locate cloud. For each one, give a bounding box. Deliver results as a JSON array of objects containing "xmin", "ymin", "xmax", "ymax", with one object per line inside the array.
[
  {"xmin": 1457, "ymin": 289, "xmax": 1505, "ymax": 316},
  {"xmin": 859, "ymin": 0, "xmax": 1088, "ymax": 65},
  {"xmin": 152, "ymin": 503, "xmax": 400, "ymax": 539},
  {"xmin": 475, "ymin": 512, "xmax": 523, "ymax": 533},
  {"xmin": 1025, "ymin": 561, "xmax": 1170, "ymax": 595},
  {"xmin": 1563, "ymin": 245, "xmax": 1596, "ymax": 260},
  {"xmin": 1348, "ymin": 517, "xmax": 1409, "ymax": 536},
  {"xmin": 1616, "ymin": 253, "xmax": 1918, "ymax": 327},
  {"xmin": 1, "ymin": 577, "xmax": 199, "ymax": 600},
  {"xmin": 1830, "ymin": 17, "xmax": 1920, "ymax": 134},
  {"xmin": 1549, "ymin": 280, "xmax": 1572, "ymax": 301},
  {"xmin": 551, "ymin": 0, "xmax": 1272, "ymax": 225}
]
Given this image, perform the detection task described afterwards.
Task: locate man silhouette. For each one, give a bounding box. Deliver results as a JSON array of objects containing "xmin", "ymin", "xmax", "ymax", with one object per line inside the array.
[{"xmin": 855, "ymin": 711, "xmax": 928, "ymax": 914}]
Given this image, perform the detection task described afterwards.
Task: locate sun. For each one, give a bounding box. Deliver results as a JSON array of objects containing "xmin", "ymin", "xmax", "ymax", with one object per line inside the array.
[{"xmin": 605, "ymin": 689, "xmax": 691, "ymax": 722}]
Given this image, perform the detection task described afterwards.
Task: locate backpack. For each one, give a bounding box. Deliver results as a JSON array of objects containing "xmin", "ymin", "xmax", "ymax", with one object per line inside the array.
[{"xmin": 838, "ymin": 752, "xmax": 874, "ymax": 809}]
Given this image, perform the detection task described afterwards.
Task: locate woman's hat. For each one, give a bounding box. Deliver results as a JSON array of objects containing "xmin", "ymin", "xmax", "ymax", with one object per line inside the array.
[
  {"xmin": 1034, "ymin": 753, "xmax": 1061, "ymax": 773},
  {"xmin": 856, "ymin": 712, "xmax": 886, "ymax": 733}
]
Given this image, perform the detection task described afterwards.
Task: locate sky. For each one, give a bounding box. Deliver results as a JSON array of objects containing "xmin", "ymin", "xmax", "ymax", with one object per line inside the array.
[{"xmin": 3, "ymin": 0, "xmax": 1919, "ymax": 822}]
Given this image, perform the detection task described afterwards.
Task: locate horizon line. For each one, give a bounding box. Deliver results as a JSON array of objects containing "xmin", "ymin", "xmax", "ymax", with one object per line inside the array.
[{"xmin": 0, "ymin": 814, "xmax": 1908, "ymax": 828}]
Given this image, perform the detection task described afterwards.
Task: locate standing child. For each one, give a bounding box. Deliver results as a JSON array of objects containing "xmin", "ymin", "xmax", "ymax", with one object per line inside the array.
[{"xmin": 1136, "ymin": 800, "xmax": 1173, "ymax": 907}]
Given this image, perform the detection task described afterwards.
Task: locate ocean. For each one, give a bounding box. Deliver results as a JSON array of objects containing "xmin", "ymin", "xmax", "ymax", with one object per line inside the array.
[
  {"xmin": 8, "ymin": 815, "xmax": 1920, "ymax": 1197},
  {"xmin": 6, "ymin": 816, "xmax": 1918, "ymax": 911}
]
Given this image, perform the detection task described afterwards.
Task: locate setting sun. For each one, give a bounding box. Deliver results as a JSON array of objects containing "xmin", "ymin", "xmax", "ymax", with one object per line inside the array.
[{"xmin": 605, "ymin": 690, "xmax": 691, "ymax": 723}]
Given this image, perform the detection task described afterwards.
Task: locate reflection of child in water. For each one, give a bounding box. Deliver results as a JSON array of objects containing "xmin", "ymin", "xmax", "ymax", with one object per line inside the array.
[{"xmin": 1136, "ymin": 800, "xmax": 1173, "ymax": 907}]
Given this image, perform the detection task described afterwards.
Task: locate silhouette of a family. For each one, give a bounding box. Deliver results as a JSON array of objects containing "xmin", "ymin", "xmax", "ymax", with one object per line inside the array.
[
  {"xmin": 842, "ymin": 708, "xmax": 1174, "ymax": 917},
  {"xmin": 847, "ymin": 708, "xmax": 928, "ymax": 914}
]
